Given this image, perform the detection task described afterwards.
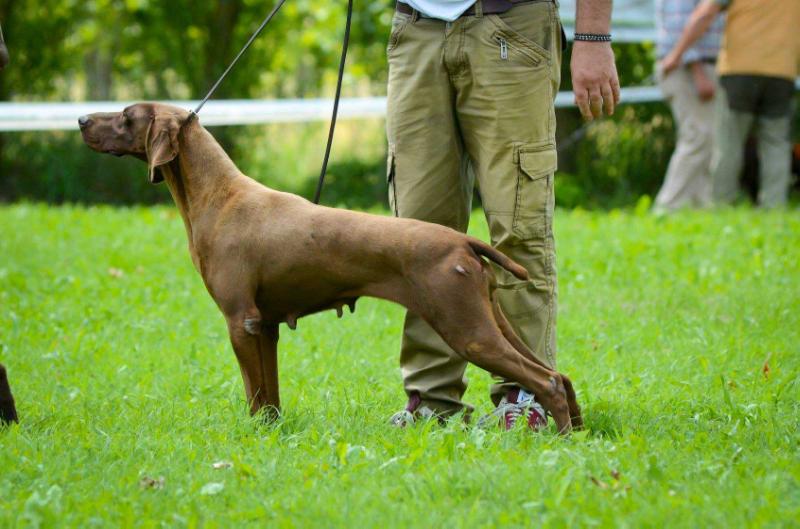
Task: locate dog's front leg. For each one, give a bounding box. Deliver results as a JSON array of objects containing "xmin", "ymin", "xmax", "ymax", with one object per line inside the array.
[{"xmin": 226, "ymin": 313, "xmax": 280, "ymax": 421}]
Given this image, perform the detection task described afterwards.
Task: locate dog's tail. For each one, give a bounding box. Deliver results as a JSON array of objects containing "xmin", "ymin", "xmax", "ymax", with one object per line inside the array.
[{"xmin": 467, "ymin": 239, "xmax": 528, "ymax": 281}]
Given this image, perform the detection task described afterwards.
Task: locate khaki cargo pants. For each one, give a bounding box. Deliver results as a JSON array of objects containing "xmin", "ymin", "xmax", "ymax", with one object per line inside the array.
[{"xmin": 386, "ymin": 0, "xmax": 563, "ymax": 415}]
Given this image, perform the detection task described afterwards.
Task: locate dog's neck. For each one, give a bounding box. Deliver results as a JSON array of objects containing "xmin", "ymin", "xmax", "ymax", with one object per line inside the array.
[{"xmin": 160, "ymin": 122, "xmax": 242, "ymax": 269}]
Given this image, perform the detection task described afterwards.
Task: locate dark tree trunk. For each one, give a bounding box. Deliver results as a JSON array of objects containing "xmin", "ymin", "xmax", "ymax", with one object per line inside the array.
[{"xmin": 85, "ymin": 48, "xmax": 114, "ymax": 100}]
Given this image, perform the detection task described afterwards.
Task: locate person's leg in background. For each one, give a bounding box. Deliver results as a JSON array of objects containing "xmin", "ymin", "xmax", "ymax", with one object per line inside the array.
[
  {"xmin": 754, "ymin": 78, "xmax": 795, "ymax": 208},
  {"xmin": 453, "ymin": 0, "xmax": 561, "ymax": 425},
  {"xmin": 386, "ymin": 9, "xmax": 476, "ymax": 422},
  {"xmin": 711, "ymin": 80, "xmax": 754, "ymax": 205},
  {"xmin": 655, "ymin": 63, "xmax": 716, "ymax": 211},
  {"xmin": 757, "ymin": 114, "xmax": 793, "ymax": 208}
]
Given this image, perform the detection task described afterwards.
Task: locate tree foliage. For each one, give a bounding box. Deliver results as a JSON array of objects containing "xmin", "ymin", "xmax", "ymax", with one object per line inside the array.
[
  {"xmin": 2, "ymin": 1, "xmax": 729, "ymax": 208},
  {"xmin": 0, "ymin": 0, "xmax": 393, "ymax": 102}
]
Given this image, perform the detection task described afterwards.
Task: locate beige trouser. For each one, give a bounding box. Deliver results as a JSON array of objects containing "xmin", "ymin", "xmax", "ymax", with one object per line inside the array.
[
  {"xmin": 655, "ymin": 64, "xmax": 716, "ymax": 210},
  {"xmin": 386, "ymin": 0, "xmax": 562, "ymax": 415},
  {"xmin": 711, "ymin": 87, "xmax": 794, "ymax": 208}
]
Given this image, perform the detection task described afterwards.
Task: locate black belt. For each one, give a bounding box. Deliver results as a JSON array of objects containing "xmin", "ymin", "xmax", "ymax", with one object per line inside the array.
[{"xmin": 396, "ymin": 0, "xmax": 539, "ymax": 19}]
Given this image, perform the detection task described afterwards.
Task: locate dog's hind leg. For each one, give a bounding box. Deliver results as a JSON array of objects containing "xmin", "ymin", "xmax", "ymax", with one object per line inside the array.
[
  {"xmin": 488, "ymin": 293, "xmax": 584, "ymax": 430},
  {"xmin": 415, "ymin": 302, "xmax": 572, "ymax": 433},
  {"xmin": 476, "ymin": 259, "xmax": 583, "ymax": 431},
  {"xmin": 225, "ymin": 307, "xmax": 281, "ymax": 420},
  {"xmin": 409, "ymin": 263, "xmax": 573, "ymax": 432},
  {"xmin": 437, "ymin": 314, "xmax": 572, "ymax": 433}
]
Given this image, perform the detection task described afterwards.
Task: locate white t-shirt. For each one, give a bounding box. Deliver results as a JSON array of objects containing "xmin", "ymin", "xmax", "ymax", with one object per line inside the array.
[{"xmin": 404, "ymin": 0, "xmax": 478, "ymax": 21}]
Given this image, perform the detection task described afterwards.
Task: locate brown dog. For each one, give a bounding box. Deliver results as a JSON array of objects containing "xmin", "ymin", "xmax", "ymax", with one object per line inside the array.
[
  {"xmin": 0, "ymin": 364, "xmax": 18, "ymax": 425},
  {"xmin": 79, "ymin": 103, "xmax": 582, "ymax": 432}
]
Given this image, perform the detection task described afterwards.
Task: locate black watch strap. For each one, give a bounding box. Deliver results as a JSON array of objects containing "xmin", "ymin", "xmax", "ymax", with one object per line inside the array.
[{"xmin": 574, "ymin": 33, "xmax": 612, "ymax": 42}]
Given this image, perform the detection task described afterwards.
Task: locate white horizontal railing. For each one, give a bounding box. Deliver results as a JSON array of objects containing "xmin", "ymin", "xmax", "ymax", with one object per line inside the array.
[
  {"xmin": 0, "ymin": 97, "xmax": 389, "ymax": 131},
  {"xmin": 0, "ymin": 87, "xmax": 668, "ymax": 132}
]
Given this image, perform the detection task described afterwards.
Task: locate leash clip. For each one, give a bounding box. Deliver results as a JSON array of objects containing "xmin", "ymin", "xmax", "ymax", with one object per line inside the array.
[{"xmin": 184, "ymin": 109, "xmax": 198, "ymax": 126}]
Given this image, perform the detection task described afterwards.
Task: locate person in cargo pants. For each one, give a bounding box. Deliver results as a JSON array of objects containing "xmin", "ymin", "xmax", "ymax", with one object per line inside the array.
[{"xmin": 386, "ymin": 0, "xmax": 619, "ymax": 429}]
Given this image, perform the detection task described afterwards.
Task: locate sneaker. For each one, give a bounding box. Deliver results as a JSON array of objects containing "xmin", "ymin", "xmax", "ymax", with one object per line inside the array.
[
  {"xmin": 478, "ymin": 387, "xmax": 547, "ymax": 431},
  {"xmin": 389, "ymin": 392, "xmax": 438, "ymax": 427}
]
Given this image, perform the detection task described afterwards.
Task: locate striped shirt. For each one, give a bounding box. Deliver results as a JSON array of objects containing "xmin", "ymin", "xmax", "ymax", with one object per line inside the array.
[{"xmin": 655, "ymin": 0, "xmax": 725, "ymax": 63}]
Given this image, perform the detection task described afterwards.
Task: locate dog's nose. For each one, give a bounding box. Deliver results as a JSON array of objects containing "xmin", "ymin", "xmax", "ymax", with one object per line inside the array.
[{"xmin": 78, "ymin": 115, "xmax": 91, "ymax": 129}]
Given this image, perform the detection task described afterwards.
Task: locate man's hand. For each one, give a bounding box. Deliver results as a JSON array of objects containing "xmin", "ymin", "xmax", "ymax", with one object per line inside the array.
[
  {"xmin": 571, "ymin": 41, "xmax": 620, "ymax": 120},
  {"xmin": 690, "ymin": 62, "xmax": 715, "ymax": 101},
  {"xmin": 660, "ymin": 51, "xmax": 682, "ymax": 76},
  {"xmin": 660, "ymin": 0, "xmax": 722, "ymax": 78}
]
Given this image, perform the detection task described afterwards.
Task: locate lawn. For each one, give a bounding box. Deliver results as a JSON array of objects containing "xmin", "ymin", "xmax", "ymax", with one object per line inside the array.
[{"xmin": 0, "ymin": 203, "xmax": 798, "ymax": 528}]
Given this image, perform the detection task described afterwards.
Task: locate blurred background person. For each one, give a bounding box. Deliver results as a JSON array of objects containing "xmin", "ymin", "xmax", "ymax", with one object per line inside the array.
[
  {"xmin": 654, "ymin": 0, "xmax": 723, "ymax": 212},
  {"xmin": 662, "ymin": 0, "xmax": 800, "ymax": 208}
]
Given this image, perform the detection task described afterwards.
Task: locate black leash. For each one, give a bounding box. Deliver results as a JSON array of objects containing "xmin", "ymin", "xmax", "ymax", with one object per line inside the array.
[
  {"xmin": 187, "ymin": 0, "xmax": 353, "ymax": 205},
  {"xmin": 314, "ymin": 0, "xmax": 353, "ymax": 205},
  {"xmin": 189, "ymin": 0, "xmax": 288, "ymax": 118}
]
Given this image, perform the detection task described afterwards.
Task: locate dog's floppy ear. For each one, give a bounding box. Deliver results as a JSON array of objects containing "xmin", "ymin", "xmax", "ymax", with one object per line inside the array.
[{"xmin": 145, "ymin": 114, "xmax": 181, "ymax": 184}]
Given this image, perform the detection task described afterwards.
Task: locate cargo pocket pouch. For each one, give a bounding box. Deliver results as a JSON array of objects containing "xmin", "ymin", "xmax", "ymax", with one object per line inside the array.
[
  {"xmin": 512, "ymin": 143, "xmax": 556, "ymax": 240},
  {"xmin": 386, "ymin": 146, "xmax": 399, "ymax": 217}
]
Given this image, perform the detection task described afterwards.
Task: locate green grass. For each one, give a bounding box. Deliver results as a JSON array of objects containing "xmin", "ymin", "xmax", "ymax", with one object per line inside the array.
[{"xmin": 1, "ymin": 203, "xmax": 798, "ymax": 528}]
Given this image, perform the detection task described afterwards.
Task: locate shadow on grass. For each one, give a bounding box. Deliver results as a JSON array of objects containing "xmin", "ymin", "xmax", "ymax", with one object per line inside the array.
[
  {"xmin": 581, "ymin": 399, "xmax": 626, "ymax": 439},
  {"xmin": 244, "ymin": 406, "xmax": 317, "ymax": 441},
  {"xmin": 231, "ymin": 392, "xmax": 631, "ymax": 443}
]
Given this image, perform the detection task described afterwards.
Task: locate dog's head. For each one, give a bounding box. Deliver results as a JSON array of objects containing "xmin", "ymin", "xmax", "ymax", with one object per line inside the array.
[{"xmin": 79, "ymin": 102, "xmax": 190, "ymax": 184}]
